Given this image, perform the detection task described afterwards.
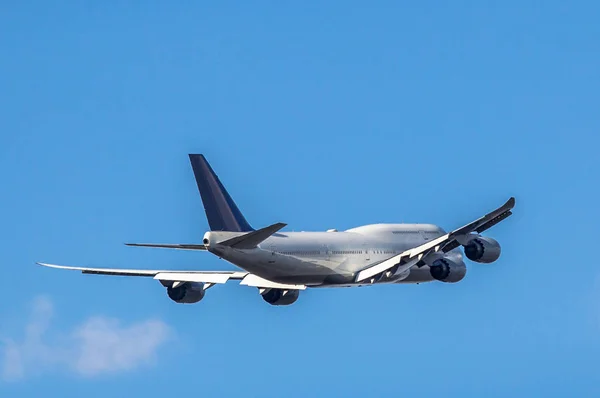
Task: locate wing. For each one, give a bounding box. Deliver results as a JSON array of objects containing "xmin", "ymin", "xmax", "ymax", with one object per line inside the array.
[
  {"xmin": 355, "ymin": 196, "xmax": 515, "ymax": 283},
  {"xmin": 36, "ymin": 262, "xmax": 306, "ymax": 290}
]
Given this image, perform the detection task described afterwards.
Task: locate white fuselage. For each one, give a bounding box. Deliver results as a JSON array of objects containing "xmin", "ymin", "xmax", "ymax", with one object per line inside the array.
[{"xmin": 204, "ymin": 223, "xmax": 462, "ymax": 286}]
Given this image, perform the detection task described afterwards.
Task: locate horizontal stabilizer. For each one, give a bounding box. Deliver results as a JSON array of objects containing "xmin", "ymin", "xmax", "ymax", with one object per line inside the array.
[
  {"xmin": 125, "ymin": 243, "xmax": 207, "ymax": 251},
  {"xmin": 218, "ymin": 222, "xmax": 286, "ymax": 249}
]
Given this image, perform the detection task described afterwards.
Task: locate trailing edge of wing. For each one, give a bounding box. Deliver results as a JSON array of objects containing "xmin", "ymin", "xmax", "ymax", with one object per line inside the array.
[
  {"xmin": 240, "ymin": 274, "xmax": 306, "ymax": 290},
  {"xmin": 36, "ymin": 262, "xmax": 244, "ymax": 278},
  {"xmin": 125, "ymin": 243, "xmax": 207, "ymax": 250},
  {"xmin": 37, "ymin": 262, "xmax": 165, "ymax": 276},
  {"xmin": 154, "ymin": 272, "xmax": 247, "ymax": 284}
]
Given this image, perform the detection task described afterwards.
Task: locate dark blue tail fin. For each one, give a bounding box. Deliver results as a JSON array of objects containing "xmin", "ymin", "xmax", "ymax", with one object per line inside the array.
[{"xmin": 188, "ymin": 154, "xmax": 254, "ymax": 232}]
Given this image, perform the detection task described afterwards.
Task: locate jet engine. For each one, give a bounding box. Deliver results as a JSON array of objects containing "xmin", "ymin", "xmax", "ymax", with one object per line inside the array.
[
  {"xmin": 463, "ymin": 236, "xmax": 501, "ymax": 263},
  {"xmin": 166, "ymin": 282, "xmax": 206, "ymax": 304},
  {"xmin": 261, "ymin": 288, "xmax": 300, "ymax": 306},
  {"xmin": 429, "ymin": 256, "xmax": 467, "ymax": 283}
]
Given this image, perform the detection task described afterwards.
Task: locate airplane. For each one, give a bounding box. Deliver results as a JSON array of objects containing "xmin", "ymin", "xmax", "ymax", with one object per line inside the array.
[{"xmin": 38, "ymin": 154, "xmax": 516, "ymax": 306}]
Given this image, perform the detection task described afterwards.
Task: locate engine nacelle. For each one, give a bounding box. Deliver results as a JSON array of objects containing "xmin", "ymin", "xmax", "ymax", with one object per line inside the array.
[
  {"xmin": 429, "ymin": 256, "xmax": 467, "ymax": 283},
  {"xmin": 261, "ymin": 288, "xmax": 300, "ymax": 306},
  {"xmin": 463, "ymin": 236, "xmax": 501, "ymax": 263},
  {"xmin": 166, "ymin": 282, "xmax": 206, "ymax": 304}
]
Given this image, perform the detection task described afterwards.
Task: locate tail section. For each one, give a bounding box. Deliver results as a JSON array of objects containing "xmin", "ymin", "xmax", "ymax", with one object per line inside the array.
[
  {"xmin": 217, "ymin": 222, "xmax": 286, "ymax": 249},
  {"xmin": 189, "ymin": 154, "xmax": 254, "ymax": 232}
]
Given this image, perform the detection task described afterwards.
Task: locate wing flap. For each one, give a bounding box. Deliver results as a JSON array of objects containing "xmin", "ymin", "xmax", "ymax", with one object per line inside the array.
[
  {"xmin": 154, "ymin": 272, "xmax": 247, "ymax": 284},
  {"xmin": 240, "ymin": 274, "xmax": 306, "ymax": 290},
  {"xmin": 355, "ymin": 254, "xmax": 415, "ymax": 283}
]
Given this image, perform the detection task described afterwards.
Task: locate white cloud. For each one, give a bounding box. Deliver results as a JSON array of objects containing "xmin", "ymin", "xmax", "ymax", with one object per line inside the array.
[
  {"xmin": 72, "ymin": 317, "xmax": 170, "ymax": 376},
  {"xmin": 1, "ymin": 296, "xmax": 172, "ymax": 381}
]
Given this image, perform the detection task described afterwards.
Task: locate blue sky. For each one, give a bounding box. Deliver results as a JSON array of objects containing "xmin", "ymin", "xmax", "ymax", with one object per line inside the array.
[{"xmin": 1, "ymin": 1, "xmax": 599, "ymax": 396}]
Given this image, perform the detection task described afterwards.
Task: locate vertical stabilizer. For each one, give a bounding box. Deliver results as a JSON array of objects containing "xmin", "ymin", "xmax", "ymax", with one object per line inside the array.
[{"xmin": 188, "ymin": 154, "xmax": 254, "ymax": 232}]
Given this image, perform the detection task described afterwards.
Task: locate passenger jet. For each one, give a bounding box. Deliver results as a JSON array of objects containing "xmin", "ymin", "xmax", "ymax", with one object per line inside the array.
[{"xmin": 38, "ymin": 154, "xmax": 516, "ymax": 306}]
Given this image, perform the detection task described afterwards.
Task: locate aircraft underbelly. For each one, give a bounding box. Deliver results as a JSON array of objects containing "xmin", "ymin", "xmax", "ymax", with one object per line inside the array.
[{"xmin": 221, "ymin": 247, "xmax": 351, "ymax": 285}]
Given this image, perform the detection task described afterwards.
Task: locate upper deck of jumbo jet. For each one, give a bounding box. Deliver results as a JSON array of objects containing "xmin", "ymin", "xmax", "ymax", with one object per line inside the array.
[{"xmin": 345, "ymin": 223, "xmax": 446, "ymax": 235}]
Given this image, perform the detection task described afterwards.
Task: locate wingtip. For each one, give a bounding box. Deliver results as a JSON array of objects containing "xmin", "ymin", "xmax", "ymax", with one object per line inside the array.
[{"xmin": 36, "ymin": 262, "xmax": 68, "ymax": 270}]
